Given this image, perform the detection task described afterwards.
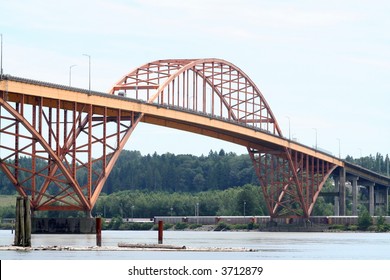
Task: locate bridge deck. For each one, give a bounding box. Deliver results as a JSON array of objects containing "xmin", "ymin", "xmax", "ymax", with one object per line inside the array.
[{"xmin": 0, "ymin": 75, "xmax": 343, "ymax": 166}]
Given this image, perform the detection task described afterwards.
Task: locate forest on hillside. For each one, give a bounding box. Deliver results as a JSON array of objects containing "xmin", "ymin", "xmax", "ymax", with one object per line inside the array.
[
  {"xmin": 0, "ymin": 149, "xmax": 389, "ymax": 195},
  {"xmin": 0, "ymin": 149, "xmax": 258, "ymax": 195}
]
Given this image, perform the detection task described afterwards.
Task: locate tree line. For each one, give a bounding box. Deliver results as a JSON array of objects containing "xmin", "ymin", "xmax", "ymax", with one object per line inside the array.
[
  {"xmin": 0, "ymin": 149, "xmax": 258, "ymax": 195},
  {"xmin": 1, "ymin": 150, "xmax": 388, "ymax": 195},
  {"xmin": 94, "ymin": 184, "xmax": 266, "ymax": 218}
]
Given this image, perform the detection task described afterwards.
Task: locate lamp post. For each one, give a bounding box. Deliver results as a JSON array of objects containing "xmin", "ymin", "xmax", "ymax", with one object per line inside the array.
[
  {"xmin": 69, "ymin": 64, "xmax": 77, "ymax": 86},
  {"xmin": 131, "ymin": 205, "xmax": 134, "ymax": 222},
  {"xmin": 312, "ymin": 128, "xmax": 317, "ymax": 149},
  {"xmin": 337, "ymin": 138, "xmax": 341, "ymax": 158},
  {"xmin": 196, "ymin": 202, "xmax": 199, "ymax": 224},
  {"xmin": 243, "ymin": 201, "xmax": 246, "ymax": 218},
  {"xmin": 82, "ymin": 54, "xmax": 91, "ymax": 94},
  {"xmin": 358, "ymin": 148, "xmax": 362, "ymax": 165},
  {"xmin": 0, "ymin": 33, "xmax": 3, "ymax": 78},
  {"xmin": 285, "ymin": 116, "xmax": 291, "ymax": 140}
]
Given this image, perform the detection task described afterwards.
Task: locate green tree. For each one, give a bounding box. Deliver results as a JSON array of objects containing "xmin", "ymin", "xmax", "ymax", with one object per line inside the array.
[
  {"xmin": 358, "ymin": 208, "xmax": 373, "ymax": 230},
  {"xmin": 236, "ymin": 185, "xmax": 257, "ymax": 216}
]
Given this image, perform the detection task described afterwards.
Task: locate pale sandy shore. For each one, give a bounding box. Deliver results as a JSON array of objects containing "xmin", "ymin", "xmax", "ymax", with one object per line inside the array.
[{"xmin": 0, "ymin": 243, "xmax": 258, "ymax": 252}]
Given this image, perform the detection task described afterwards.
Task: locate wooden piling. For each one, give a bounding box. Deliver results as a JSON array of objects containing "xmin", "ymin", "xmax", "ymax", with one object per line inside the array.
[
  {"xmin": 24, "ymin": 197, "xmax": 31, "ymax": 247},
  {"xmin": 96, "ymin": 218, "xmax": 102, "ymax": 247},
  {"xmin": 14, "ymin": 197, "xmax": 21, "ymax": 246},
  {"xmin": 14, "ymin": 196, "xmax": 31, "ymax": 247},
  {"xmin": 19, "ymin": 197, "xmax": 25, "ymax": 245},
  {"xmin": 158, "ymin": 220, "xmax": 163, "ymax": 244}
]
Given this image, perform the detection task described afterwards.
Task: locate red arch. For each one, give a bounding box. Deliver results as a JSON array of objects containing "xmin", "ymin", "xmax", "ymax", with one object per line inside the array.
[
  {"xmin": 111, "ymin": 58, "xmax": 283, "ymax": 137},
  {"xmin": 111, "ymin": 59, "xmax": 338, "ymax": 218}
]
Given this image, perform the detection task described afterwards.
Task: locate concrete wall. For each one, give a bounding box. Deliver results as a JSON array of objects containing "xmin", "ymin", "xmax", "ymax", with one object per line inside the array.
[
  {"xmin": 154, "ymin": 215, "xmax": 390, "ymax": 226},
  {"xmin": 31, "ymin": 218, "xmax": 96, "ymax": 234}
]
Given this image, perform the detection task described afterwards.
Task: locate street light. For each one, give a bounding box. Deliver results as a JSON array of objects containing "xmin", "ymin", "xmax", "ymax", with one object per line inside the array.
[
  {"xmin": 243, "ymin": 201, "xmax": 246, "ymax": 218},
  {"xmin": 0, "ymin": 33, "xmax": 3, "ymax": 78},
  {"xmin": 69, "ymin": 64, "xmax": 77, "ymax": 86},
  {"xmin": 337, "ymin": 138, "xmax": 341, "ymax": 158},
  {"xmin": 131, "ymin": 205, "xmax": 134, "ymax": 221},
  {"xmin": 285, "ymin": 116, "xmax": 291, "ymax": 140},
  {"xmin": 312, "ymin": 128, "xmax": 317, "ymax": 149},
  {"xmin": 82, "ymin": 54, "xmax": 91, "ymax": 94},
  {"xmin": 195, "ymin": 202, "xmax": 199, "ymax": 224}
]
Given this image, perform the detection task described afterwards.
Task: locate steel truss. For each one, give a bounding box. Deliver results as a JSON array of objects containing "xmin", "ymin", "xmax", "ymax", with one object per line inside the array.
[
  {"xmin": 0, "ymin": 89, "xmax": 141, "ymax": 213},
  {"xmin": 248, "ymin": 147, "xmax": 337, "ymax": 218},
  {"xmin": 111, "ymin": 59, "xmax": 281, "ymax": 135}
]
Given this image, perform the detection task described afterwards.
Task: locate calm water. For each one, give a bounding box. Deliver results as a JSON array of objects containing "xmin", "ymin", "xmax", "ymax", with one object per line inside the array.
[{"xmin": 1, "ymin": 230, "xmax": 389, "ymax": 260}]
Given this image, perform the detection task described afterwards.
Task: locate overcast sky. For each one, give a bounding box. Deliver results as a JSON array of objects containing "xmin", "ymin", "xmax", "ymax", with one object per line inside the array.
[{"xmin": 1, "ymin": 0, "xmax": 389, "ymax": 158}]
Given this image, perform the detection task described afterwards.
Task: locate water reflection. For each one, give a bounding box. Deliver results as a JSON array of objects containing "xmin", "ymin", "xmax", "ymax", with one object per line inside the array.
[{"xmin": 1, "ymin": 230, "xmax": 389, "ymax": 260}]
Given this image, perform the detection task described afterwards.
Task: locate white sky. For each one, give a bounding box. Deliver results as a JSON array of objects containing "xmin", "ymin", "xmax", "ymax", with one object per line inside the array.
[{"xmin": 1, "ymin": 0, "xmax": 389, "ymax": 158}]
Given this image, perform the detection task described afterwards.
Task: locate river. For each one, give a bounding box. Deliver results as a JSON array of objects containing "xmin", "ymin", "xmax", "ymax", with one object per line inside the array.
[{"xmin": 0, "ymin": 230, "xmax": 389, "ymax": 260}]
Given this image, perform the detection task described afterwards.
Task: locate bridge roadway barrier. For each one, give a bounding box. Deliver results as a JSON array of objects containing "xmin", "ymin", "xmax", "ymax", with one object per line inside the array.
[
  {"xmin": 31, "ymin": 218, "xmax": 96, "ymax": 234},
  {"xmin": 25, "ymin": 216, "xmax": 390, "ymax": 233},
  {"xmin": 154, "ymin": 216, "xmax": 390, "ymax": 227}
]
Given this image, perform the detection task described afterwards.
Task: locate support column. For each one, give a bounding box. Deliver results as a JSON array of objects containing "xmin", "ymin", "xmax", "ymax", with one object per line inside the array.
[
  {"xmin": 334, "ymin": 176, "xmax": 340, "ymax": 216},
  {"xmin": 368, "ymin": 183, "xmax": 375, "ymax": 216},
  {"xmin": 351, "ymin": 176, "xmax": 359, "ymax": 216},
  {"xmin": 375, "ymin": 187, "xmax": 388, "ymax": 216},
  {"xmin": 386, "ymin": 186, "xmax": 389, "ymax": 216},
  {"xmin": 339, "ymin": 168, "xmax": 346, "ymax": 216}
]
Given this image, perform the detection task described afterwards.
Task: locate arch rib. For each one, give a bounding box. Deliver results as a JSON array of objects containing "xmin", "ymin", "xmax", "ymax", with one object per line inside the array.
[{"xmin": 111, "ymin": 58, "xmax": 283, "ymax": 137}]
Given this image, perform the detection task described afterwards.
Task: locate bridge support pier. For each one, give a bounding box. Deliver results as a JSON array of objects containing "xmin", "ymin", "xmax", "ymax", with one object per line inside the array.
[
  {"xmin": 334, "ymin": 176, "xmax": 340, "ymax": 216},
  {"xmin": 340, "ymin": 168, "xmax": 346, "ymax": 216},
  {"xmin": 368, "ymin": 183, "xmax": 375, "ymax": 216},
  {"xmin": 374, "ymin": 186, "xmax": 388, "ymax": 216},
  {"xmin": 349, "ymin": 176, "xmax": 359, "ymax": 216},
  {"xmin": 334, "ymin": 168, "xmax": 346, "ymax": 216},
  {"xmin": 334, "ymin": 168, "xmax": 347, "ymax": 216},
  {"xmin": 386, "ymin": 186, "xmax": 389, "ymax": 215}
]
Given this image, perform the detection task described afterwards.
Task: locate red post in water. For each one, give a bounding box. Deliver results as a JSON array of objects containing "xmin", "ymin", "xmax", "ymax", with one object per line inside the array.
[
  {"xmin": 96, "ymin": 217, "xmax": 102, "ymax": 247},
  {"xmin": 158, "ymin": 220, "xmax": 163, "ymax": 244}
]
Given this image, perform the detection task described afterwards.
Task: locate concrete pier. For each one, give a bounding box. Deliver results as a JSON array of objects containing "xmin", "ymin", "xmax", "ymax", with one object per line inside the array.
[
  {"xmin": 368, "ymin": 183, "xmax": 375, "ymax": 216},
  {"xmin": 332, "ymin": 164, "xmax": 390, "ymax": 216},
  {"xmin": 350, "ymin": 176, "xmax": 359, "ymax": 216},
  {"xmin": 31, "ymin": 218, "xmax": 97, "ymax": 234},
  {"xmin": 339, "ymin": 168, "xmax": 346, "ymax": 216},
  {"xmin": 334, "ymin": 176, "xmax": 340, "ymax": 216}
]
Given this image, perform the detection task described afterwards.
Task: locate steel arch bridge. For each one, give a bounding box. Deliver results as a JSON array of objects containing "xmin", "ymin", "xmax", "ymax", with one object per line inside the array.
[{"xmin": 0, "ymin": 58, "xmax": 343, "ymax": 218}]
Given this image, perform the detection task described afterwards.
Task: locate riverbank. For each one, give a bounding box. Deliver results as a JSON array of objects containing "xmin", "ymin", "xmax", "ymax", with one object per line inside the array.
[
  {"xmin": 0, "ymin": 243, "xmax": 258, "ymax": 252},
  {"xmin": 2, "ymin": 223, "xmax": 390, "ymax": 233}
]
